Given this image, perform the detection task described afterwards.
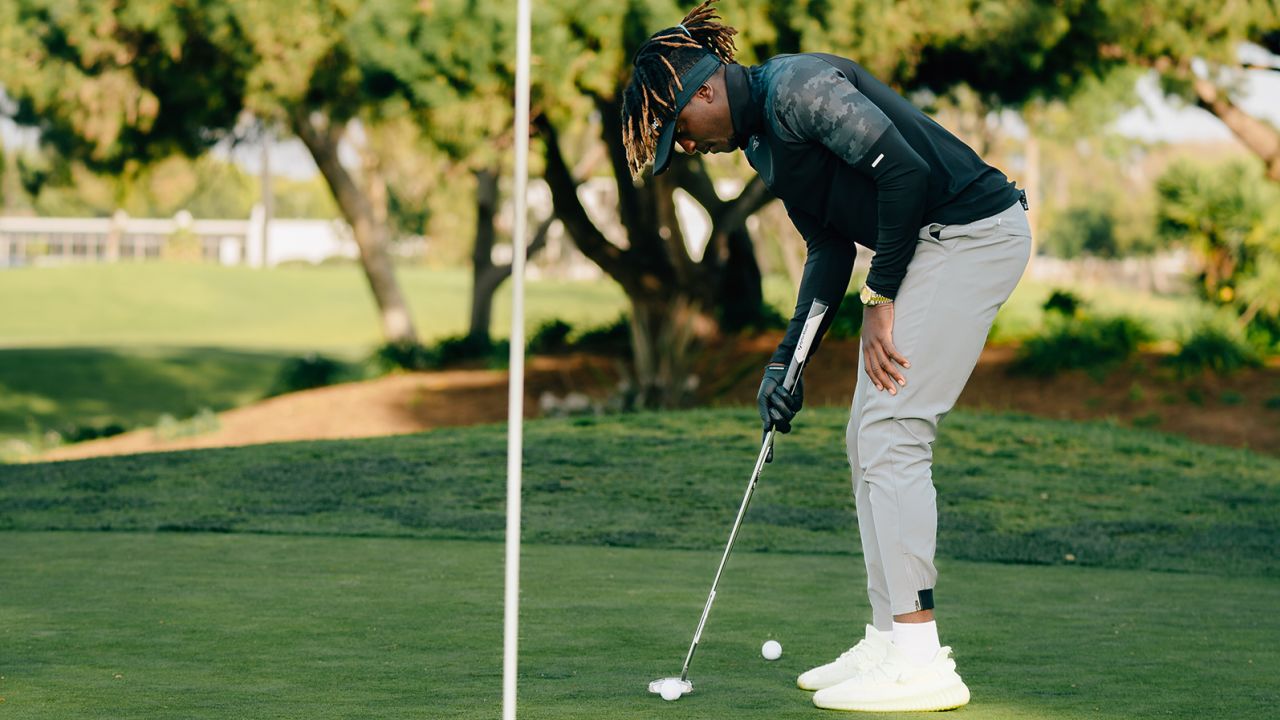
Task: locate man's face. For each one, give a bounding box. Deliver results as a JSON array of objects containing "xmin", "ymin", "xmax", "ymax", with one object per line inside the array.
[{"xmin": 673, "ymin": 84, "xmax": 735, "ymax": 156}]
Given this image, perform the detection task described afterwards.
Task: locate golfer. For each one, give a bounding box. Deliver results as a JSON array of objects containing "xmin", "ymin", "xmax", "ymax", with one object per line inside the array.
[{"xmin": 622, "ymin": 1, "xmax": 1032, "ymax": 712}]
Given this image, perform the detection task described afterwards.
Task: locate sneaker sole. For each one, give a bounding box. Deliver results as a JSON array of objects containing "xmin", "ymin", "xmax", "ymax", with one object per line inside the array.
[{"xmin": 812, "ymin": 682, "xmax": 970, "ymax": 712}]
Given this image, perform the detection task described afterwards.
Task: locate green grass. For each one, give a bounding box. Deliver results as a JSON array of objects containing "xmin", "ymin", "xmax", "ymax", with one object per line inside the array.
[
  {"xmin": 0, "ymin": 532, "xmax": 1274, "ymax": 719},
  {"xmin": 3, "ymin": 408, "xmax": 1276, "ymax": 576},
  {"xmin": 1, "ymin": 263, "xmax": 1214, "ymax": 447},
  {"xmin": 1, "ymin": 408, "xmax": 1277, "ymax": 718},
  {"xmin": 0, "ymin": 264, "xmax": 627, "ymax": 351},
  {"xmin": 0, "ymin": 347, "xmax": 290, "ymax": 445},
  {"xmin": 5, "ymin": 264, "xmax": 1205, "ymax": 353},
  {"xmin": 0, "ymin": 263, "xmax": 628, "ymax": 445}
]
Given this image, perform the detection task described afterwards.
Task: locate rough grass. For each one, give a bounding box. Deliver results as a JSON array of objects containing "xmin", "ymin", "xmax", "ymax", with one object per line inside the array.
[{"xmin": 3, "ymin": 408, "xmax": 1276, "ymax": 577}]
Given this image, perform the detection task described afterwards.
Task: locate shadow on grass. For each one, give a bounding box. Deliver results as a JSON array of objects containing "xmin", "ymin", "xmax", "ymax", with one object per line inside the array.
[{"xmin": 0, "ymin": 346, "xmax": 291, "ymax": 440}]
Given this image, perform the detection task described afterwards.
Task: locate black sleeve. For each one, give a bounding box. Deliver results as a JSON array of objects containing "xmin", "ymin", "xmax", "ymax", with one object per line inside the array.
[
  {"xmin": 850, "ymin": 128, "xmax": 930, "ymax": 298},
  {"xmin": 772, "ymin": 58, "xmax": 930, "ymax": 299},
  {"xmin": 770, "ymin": 203, "xmax": 857, "ymax": 367}
]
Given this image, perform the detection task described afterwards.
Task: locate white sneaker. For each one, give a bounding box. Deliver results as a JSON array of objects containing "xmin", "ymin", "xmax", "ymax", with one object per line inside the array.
[
  {"xmin": 811, "ymin": 644, "xmax": 970, "ymax": 712},
  {"xmin": 796, "ymin": 625, "xmax": 893, "ymax": 691}
]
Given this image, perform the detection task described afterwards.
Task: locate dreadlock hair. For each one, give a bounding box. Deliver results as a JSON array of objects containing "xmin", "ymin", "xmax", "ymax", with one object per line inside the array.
[{"xmin": 621, "ymin": 0, "xmax": 738, "ymax": 179}]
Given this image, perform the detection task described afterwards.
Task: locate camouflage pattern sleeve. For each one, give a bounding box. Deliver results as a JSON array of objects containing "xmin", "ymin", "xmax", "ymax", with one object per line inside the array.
[{"xmin": 770, "ymin": 56, "xmax": 892, "ymax": 167}]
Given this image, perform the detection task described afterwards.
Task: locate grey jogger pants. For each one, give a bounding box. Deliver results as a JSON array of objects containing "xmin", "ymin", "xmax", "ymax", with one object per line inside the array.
[{"xmin": 847, "ymin": 201, "xmax": 1032, "ymax": 629}]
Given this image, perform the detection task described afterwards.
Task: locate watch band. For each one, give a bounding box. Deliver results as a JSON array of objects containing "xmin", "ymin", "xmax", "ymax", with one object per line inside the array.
[{"xmin": 860, "ymin": 283, "xmax": 893, "ymax": 306}]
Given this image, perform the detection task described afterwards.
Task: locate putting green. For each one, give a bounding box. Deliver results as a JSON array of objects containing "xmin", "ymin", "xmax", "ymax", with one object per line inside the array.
[{"xmin": 0, "ymin": 532, "xmax": 1274, "ymax": 719}]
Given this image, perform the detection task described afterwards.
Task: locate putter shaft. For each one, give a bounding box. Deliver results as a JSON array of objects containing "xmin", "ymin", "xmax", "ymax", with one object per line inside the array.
[{"xmin": 679, "ymin": 428, "xmax": 776, "ymax": 681}]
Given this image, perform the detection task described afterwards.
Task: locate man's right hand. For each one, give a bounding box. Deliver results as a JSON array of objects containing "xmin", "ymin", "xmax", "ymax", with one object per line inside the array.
[{"xmin": 757, "ymin": 363, "xmax": 804, "ymax": 437}]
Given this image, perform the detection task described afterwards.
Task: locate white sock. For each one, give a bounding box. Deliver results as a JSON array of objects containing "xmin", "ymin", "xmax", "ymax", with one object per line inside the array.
[{"xmin": 892, "ymin": 621, "xmax": 941, "ymax": 666}]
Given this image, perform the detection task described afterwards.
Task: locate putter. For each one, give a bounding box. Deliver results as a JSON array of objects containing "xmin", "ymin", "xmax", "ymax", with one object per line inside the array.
[{"xmin": 650, "ymin": 299, "xmax": 829, "ymax": 700}]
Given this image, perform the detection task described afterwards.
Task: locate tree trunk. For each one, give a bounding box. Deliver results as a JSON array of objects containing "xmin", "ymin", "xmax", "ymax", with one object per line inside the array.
[
  {"xmin": 291, "ymin": 108, "xmax": 418, "ymax": 344},
  {"xmin": 537, "ymin": 103, "xmax": 773, "ymax": 407},
  {"xmin": 627, "ymin": 293, "xmax": 705, "ymax": 409},
  {"xmin": 467, "ymin": 166, "xmax": 555, "ymax": 344},
  {"xmin": 469, "ymin": 167, "xmax": 502, "ymax": 342}
]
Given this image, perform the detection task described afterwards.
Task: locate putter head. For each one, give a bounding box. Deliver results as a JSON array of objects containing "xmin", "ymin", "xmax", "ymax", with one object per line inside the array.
[{"xmin": 648, "ymin": 677, "xmax": 693, "ymax": 697}]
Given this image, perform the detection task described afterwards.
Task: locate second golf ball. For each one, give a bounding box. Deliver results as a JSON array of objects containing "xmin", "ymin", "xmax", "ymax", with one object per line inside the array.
[{"xmin": 761, "ymin": 640, "xmax": 782, "ymax": 661}]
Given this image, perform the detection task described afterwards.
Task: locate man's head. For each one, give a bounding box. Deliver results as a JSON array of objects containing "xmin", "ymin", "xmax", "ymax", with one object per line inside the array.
[{"xmin": 621, "ymin": 0, "xmax": 739, "ymax": 179}]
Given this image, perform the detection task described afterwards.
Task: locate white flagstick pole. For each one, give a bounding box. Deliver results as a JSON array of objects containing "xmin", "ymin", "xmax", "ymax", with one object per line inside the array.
[{"xmin": 504, "ymin": 0, "xmax": 532, "ymax": 717}]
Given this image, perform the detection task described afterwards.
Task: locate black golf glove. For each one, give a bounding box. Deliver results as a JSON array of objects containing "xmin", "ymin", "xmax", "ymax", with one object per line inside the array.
[{"xmin": 757, "ymin": 362, "xmax": 804, "ymax": 440}]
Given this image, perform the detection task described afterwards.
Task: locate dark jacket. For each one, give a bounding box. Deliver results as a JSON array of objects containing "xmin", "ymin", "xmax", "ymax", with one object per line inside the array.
[{"xmin": 725, "ymin": 54, "xmax": 1021, "ymax": 365}]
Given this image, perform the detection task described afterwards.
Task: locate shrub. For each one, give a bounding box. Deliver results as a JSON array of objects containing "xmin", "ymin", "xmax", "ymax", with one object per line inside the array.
[
  {"xmin": 1013, "ymin": 315, "xmax": 1152, "ymax": 377},
  {"xmin": 60, "ymin": 422, "xmax": 127, "ymax": 443},
  {"xmin": 825, "ymin": 292, "xmax": 864, "ymax": 339},
  {"xmin": 368, "ymin": 341, "xmax": 439, "ymax": 373},
  {"xmin": 1043, "ymin": 289, "xmax": 1083, "ymax": 318},
  {"xmin": 1165, "ymin": 324, "xmax": 1260, "ymax": 376},
  {"xmin": 527, "ymin": 319, "xmax": 573, "ymax": 354},
  {"xmin": 435, "ymin": 334, "xmax": 509, "ymax": 367},
  {"xmin": 573, "ymin": 316, "xmax": 632, "ymax": 354},
  {"xmin": 269, "ymin": 353, "xmax": 348, "ymax": 396},
  {"xmin": 735, "ymin": 304, "xmax": 790, "ymax": 334}
]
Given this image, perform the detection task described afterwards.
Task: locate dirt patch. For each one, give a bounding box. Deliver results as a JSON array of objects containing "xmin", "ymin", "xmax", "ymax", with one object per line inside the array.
[
  {"xmin": 40, "ymin": 354, "xmax": 619, "ymax": 462},
  {"xmin": 39, "ymin": 339, "xmax": 1280, "ymax": 462}
]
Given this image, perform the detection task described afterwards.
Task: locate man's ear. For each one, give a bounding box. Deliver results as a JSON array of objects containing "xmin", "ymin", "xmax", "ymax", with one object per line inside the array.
[{"xmin": 696, "ymin": 82, "xmax": 714, "ymax": 103}]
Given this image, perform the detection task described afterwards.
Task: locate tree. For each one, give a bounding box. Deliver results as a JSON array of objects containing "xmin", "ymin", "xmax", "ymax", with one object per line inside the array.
[
  {"xmin": 1156, "ymin": 158, "xmax": 1277, "ymax": 303},
  {"xmin": 0, "ymin": 0, "xmax": 506, "ymax": 344},
  {"xmin": 532, "ymin": 0, "xmax": 808, "ymax": 407}
]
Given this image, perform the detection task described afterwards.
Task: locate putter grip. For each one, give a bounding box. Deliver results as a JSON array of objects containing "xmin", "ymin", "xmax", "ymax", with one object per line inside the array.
[{"xmin": 782, "ymin": 299, "xmax": 829, "ymax": 393}]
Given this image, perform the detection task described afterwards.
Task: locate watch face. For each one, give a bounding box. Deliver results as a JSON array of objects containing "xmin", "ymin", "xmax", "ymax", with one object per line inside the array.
[{"xmin": 859, "ymin": 285, "xmax": 871, "ymax": 304}]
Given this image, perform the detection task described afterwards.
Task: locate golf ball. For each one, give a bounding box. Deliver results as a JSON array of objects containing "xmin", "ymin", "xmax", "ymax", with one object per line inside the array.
[
  {"xmin": 660, "ymin": 679, "xmax": 683, "ymax": 701},
  {"xmin": 761, "ymin": 639, "xmax": 782, "ymax": 660}
]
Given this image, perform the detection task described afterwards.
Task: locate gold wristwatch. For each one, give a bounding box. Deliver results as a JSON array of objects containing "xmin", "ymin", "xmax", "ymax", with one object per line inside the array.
[{"xmin": 859, "ymin": 283, "xmax": 893, "ymax": 307}]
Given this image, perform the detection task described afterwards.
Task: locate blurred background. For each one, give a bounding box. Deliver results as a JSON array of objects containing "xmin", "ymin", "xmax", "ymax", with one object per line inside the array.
[{"xmin": 2, "ymin": 0, "xmax": 1278, "ymax": 462}]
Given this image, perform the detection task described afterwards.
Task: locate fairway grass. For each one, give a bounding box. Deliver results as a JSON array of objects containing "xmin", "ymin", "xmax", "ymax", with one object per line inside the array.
[{"xmin": 0, "ymin": 532, "xmax": 1274, "ymax": 719}]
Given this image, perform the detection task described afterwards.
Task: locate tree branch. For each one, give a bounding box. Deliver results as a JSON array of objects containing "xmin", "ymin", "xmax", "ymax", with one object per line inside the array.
[
  {"xmin": 1191, "ymin": 74, "xmax": 1280, "ymax": 182},
  {"xmin": 533, "ymin": 114, "xmax": 629, "ymax": 280}
]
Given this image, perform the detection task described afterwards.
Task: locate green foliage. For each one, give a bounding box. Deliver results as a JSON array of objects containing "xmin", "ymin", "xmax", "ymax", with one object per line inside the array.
[
  {"xmin": 368, "ymin": 334, "xmax": 510, "ymax": 373},
  {"xmin": 1166, "ymin": 323, "xmax": 1261, "ymax": 376},
  {"xmin": 1043, "ymin": 204, "xmax": 1117, "ymax": 258},
  {"xmin": 368, "ymin": 341, "xmax": 438, "ymax": 373},
  {"xmin": 154, "ymin": 407, "xmax": 220, "ymax": 440},
  {"xmin": 273, "ymin": 176, "xmax": 340, "ymax": 219},
  {"xmin": 731, "ymin": 303, "xmax": 790, "ymax": 335},
  {"xmin": 825, "ymin": 292, "xmax": 864, "ymax": 339},
  {"xmin": 527, "ymin": 319, "xmax": 574, "ymax": 354},
  {"xmin": 57, "ymin": 421, "xmax": 127, "ymax": 444},
  {"xmin": 1014, "ymin": 314, "xmax": 1152, "ymax": 377},
  {"xmin": 1042, "ymin": 289, "xmax": 1083, "ymax": 318},
  {"xmin": 572, "ymin": 315, "xmax": 632, "ymax": 355},
  {"xmin": 436, "ymin": 334, "xmax": 510, "ymax": 368},
  {"xmin": 268, "ymin": 353, "xmax": 351, "ymax": 396},
  {"xmin": 1156, "ymin": 158, "xmax": 1279, "ymax": 302}
]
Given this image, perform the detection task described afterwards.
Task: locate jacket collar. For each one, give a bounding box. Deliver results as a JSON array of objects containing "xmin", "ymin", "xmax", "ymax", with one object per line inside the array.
[{"xmin": 725, "ymin": 62, "xmax": 764, "ymax": 150}]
